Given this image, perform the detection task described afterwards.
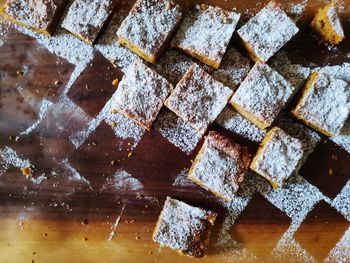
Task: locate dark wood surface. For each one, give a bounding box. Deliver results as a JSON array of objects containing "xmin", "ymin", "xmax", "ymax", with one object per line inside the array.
[{"xmin": 0, "ymin": 0, "xmax": 350, "ymax": 262}]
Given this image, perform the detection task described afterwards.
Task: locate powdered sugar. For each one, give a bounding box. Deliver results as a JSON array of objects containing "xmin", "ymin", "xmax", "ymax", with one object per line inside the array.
[
  {"xmin": 215, "ymin": 106, "xmax": 266, "ymax": 142},
  {"xmin": 154, "ymin": 109, "xmax": 202, "ymax": 155},
  {"xmin": 165, "ymin": 64, "xmax": 233, "ymax": 134},
  {"xmin": 171, "ymin": 4, "xmax": 240, "ymax": 68},
  {"xmin": 0, "ymin": 146, "xmax": 31, "ymax": 171},
  {"xmin": 102, "ymin": 169, "xmax": 143, "ymax": 191}
]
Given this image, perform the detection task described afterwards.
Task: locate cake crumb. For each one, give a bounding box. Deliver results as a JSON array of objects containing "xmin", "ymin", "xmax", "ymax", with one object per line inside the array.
[{"xmin": 21, "ymin": 167, "xmax": 33, "ymax": 178}]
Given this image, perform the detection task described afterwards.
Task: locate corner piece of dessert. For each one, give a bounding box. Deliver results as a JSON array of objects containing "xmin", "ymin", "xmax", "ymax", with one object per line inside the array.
[
  {"xmin": 291, "ymin": 72, "xmax": 350, "ymax": 136},
  {"xmin": 61, "ymin": 0, "xmax": 116, "ymax": 44},
  {"xmin": 310, "ymin": 3, "xmax": 345, "ymax": 45},
  {"xmin": 230, "ymin": 62, "xmax": 295, "ymax": 130},
  {"xmin": 111, "ymin": 60, "xmax": 173, "ymax": 130},
  {"xmin": 237, "ymin": 1, "xmax": 299, "ymax": 63},
  {"xmin": 250, "ymin": 127, "xmax": 304, "ymax": 189},
  {"xmin": 0, "ymin": 0, "xmax": 68, "ymax": 36},
  {"xmin": 188, "ymin": 131, "xmax": 251, "ymax": 202},
  {"xmin": 171, "ymin": 4, "xmax": 240, "ymax": 69},
  {"xmin": 152, "ymin": 197, "xmax": 217, "ymax": 257},
  {"xmin": 165, "ymin": 64, "xmax": 233, "ymax": 134},
  {"xmin": 116, "ymin": 0, "xmax": 183, "ymax": 64}
]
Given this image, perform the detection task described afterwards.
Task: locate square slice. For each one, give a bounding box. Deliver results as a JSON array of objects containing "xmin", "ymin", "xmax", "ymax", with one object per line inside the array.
[
  {"xmin": 237, "ymin": 1, "xmax": 299, "ymax": 63},
  {"xmin": 188, "ymin": 131, "xmax": 251, "ymax": 202},
  {"xmin": 310, "ymin": 4, "xmax": 345, "ymax": 45},
  {"xmin": 152, "ymin": 197, "xmax": 217, "ymax": 257},
  {"xmin": 111, "ymin": 60, "xmax": 173, "ymax": 130},
  {"xmin": 165, "ymin": 64, "xmax": 233, "ymax": 134},
  {"xmin": 230, "ymin": 63, "xmax": 295, "ymax": 129},
  {"xmin": 291, "ymin": 72, "xmax": 350, "ymax": 136},
  {"xmin": 250, "ymin": 127, "xmax": 304, "ymax": 188},
  {"xmin": 61, "ymin": 0, "xmax": 115, "ymax": 44},
  {"xmin": 171, "ymin": 4, "xmax": 240, "ymax": 69},
  {"xmin": 0, "ymin": 0, "xmax": 68, "ymax": 36},
  {"xmin": 116, "ymin": 0, "xmax": 182, "ymax": 64}
]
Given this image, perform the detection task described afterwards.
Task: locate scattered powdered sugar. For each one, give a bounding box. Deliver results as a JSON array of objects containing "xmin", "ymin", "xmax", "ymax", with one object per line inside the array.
[
  {"xmin": 215, "ymin": 106, "xmax": 266, "ymax": 142},
  {"xmin": 237, "ymin": 1, "xmax": 299, "ymax": 62},
  {"xmin": 102, "ymin": 169, "xmax": 143, "ymax": 191},
  {"xmin": 95, "ymin": 8, "xmax": 140, "ymax": 70},
  {"xmin": 165, "ymin": 64, "xmax": 233, "ymax": 134},
  {"xmin": 171, "ymin": 5, "xmax": 240, "ymax": 67},
  {"xmin": 332, "ymin": 180, "xmax": 350, "ymax": 220},
  {"xmin": 286, "ymin": 0, "xmax": 308, "ymax": 22},
  {"xmin": 108, "ymin": 205, "xmax": 125, "ymax": 241},
  {"xmin": 325, "ymin": 227, "xmax": 350, "ymax": 263},
  {"xmin": 154, "ymin": 109, "xmax": 202, "ymax": 155},
  {"xmin": 172, "ymin": 168, "xmax": 196, "ymax": 187},
  {"xmin": 15, "ymin": 99, "xmax": 53, "ymax": 140},
  {"xmin": 212, "ymin": 47, "xmax": 252, "ymax": 90},
  {"xmin": 0, "ymin": 146, "xmax": 31, "ymax": 171},
  {"xmin": 59, "ymin": 158, "xmax": 91, "ymax": 187},
  {"xmin": 70, "ymin": 90, "xmax": 146, "ymax": 149}
]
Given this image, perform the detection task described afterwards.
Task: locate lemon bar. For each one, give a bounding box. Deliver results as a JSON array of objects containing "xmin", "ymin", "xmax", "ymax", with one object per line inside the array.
[
  {"xmin": 250, "ymin": 127, "xmax": 304, "ymax": 189},
  {"xmin": 116, "ymin": 0, "xmax": 182, "ymax": 64},
  {"xmin": 153, "ymin": 197, "xmax": 217, "ymax": 257},
  {"xmin": 291, "ymin": 72, "xmax": 350, "ymax": 136},
  {"xmin": 188, "ymin": 131, "xmax": 251, "ymax": 202},
  {"xmin": 171, "ymin": 4, "xmax": 240, "ymax": 69}
]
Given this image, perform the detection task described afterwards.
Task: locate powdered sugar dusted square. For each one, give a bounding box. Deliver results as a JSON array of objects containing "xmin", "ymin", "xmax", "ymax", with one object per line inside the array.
[
  {"xmin": 237, "ymin": 1, "xmax": 298, "ymax": 63},
  {"xmin": 152, "ymin": 197, "xmax": 217, "ymax": 257},
  {"xmin": 61, "ymin": 0, "xmax": 115, "ymax": 44},
  {"xmin": 230, "ymin": 63, "xmax": 295, "ymax": 129},
  {"xmin": 111, "ymin": 60, "xmax": 173, "ymax": 130},
  {"xmin": 171, "ymin": 4, "xmax": 240, "ymax": 69},
  {"xmin": 251, "ymin": 127, "xmax": 304, "ymax": 188},
  {"xmin": 188, "ymin": 131, "xmax": 251, "ymax": 202},
  {"xmin": 165, "ymin": 64, "xmax": 233, "ymax": 134},
  {"xmin": 1, "ymin": 0, "xmax": 67, "ymax": 35},
  {"xmin": 116, "ymin": 0, "xmax": 182, "ymax": 63},
  {"xmin": 292, "ymin": 72, "xmax": 350, "ymax": 136}
]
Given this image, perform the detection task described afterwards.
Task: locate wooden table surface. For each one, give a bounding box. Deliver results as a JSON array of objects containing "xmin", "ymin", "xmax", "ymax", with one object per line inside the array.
[{"xmin": 0, "ymin": 0, "xmax": 350, "ymax": 262}]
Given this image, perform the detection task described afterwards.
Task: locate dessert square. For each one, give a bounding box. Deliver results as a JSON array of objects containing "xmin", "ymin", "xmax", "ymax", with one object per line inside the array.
[
  {"xmin": 111, "ymin": 60, "xmax": 173, "ymax": 130},
  {"xmin": 116, "ymin": 0, "xmax": 182, "ymax": 64},
  {"xmin": 152, "ymin": 197, "xmax": 217, "ymax": 257},
  {"xmin": 61, "ymin": 0, "xmax": 116, "ymax": 44},
  {"xmin": 310, "ymin": 4, "xmax": 345, "ymax": 45},
  {"xmin": 164, "ymin": 64, "xmax": 233, "ymax": 134},
  {"xmin": 291, "ymin": 72, "xmax": 350, "ymax": 136},
  {"xmin": 230, "ymin": 63, "xmax": 295, "ymax": 129},
  {"xmin": 0, "ymin": 0, "xmax": 68, "ymax": 36},
  {"xmin": 237, "ymin": 1, "xmax": 299, "ymax": 63},
  {"xmin": 171, "ymin": 4, "xmax": 240, "ymax": 69},
  {"xmin": 250, "ymin": 127, "xmax": 304, "ymax": 188},
  {"xmin": 188, "ymin": 131, "xmax": 251, "ymax": 202}
]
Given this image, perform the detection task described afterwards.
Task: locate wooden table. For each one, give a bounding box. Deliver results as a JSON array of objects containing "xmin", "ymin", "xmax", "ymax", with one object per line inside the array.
[{"xmin": 0, "ymin": 0, "xmax": 350, "ymax": 262}]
